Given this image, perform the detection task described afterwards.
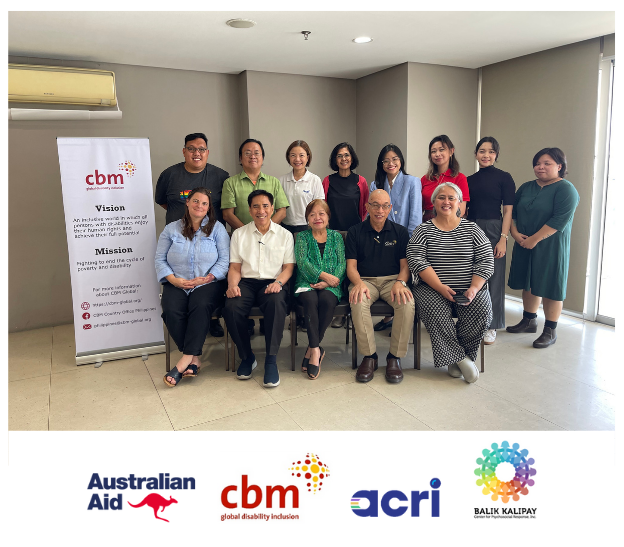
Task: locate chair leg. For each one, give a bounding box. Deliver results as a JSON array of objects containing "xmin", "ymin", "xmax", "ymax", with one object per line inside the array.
[
  {"xmin": 230, "ymin": 331, "xmax": 236, "ymax": 372},
  {"xmin": 415, "ymin": 319, "xmax": 421, "ymax": 370},
  {"xmin": 345, "ymin": 315, "xmax": 350, "ymax": 344},
  {"xmin": 351, "ymin": 315, "xmax": 358, "ymax": 370},
  {"xmin": 224, "ymin": 321, "xmax": 229, "ymax": 371},
  {"xmin": 165, "ymin": 326, "xmax": 171, "ymax": 373},
  {"xmin": 290, "ymin": 310, "xmax": 296, "ymax": 371},
  {"xmin": 480, "ymin": 339, "xmax": 485, "ymax": 373}
]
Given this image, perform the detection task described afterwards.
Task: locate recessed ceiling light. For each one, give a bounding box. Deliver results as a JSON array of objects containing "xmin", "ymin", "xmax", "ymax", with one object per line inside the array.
[
  {"xmin": 353, "ymin": 36, "xmax": 373, "ymax": 44},
  {"xmin": 226, "ymin": 19, "xmax": 257, "ymax": 29}
]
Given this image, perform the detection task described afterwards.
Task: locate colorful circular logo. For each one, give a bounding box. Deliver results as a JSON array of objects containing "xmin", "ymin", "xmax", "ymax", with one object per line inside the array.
[
  {"xmin": 474, "ymin": 441, "xmax": 536, "ymax": 503},
  {"xmin": 118, "ymin": 160, "xmax": 137, "ymax": 177},
  {"xmin": 288, "ymin": 452, "xmax": 330, "ymax": 494}
]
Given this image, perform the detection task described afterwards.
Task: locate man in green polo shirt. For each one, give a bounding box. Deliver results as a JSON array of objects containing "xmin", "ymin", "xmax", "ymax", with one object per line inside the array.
[{"xmin": 222, "ymin": 138, "xmax": 289, "ymax": 229}]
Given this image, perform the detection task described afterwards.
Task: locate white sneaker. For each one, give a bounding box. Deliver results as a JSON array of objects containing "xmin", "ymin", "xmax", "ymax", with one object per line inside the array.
[
  {"xmin": 457, "ymin": 357, "xmax": 479, "ymax": 384},
  {"xmin": 483, "ymin": 329, "xmax": 496, "ymax": 345},
  {"xmin": 447, "ymin": 362, "xmax": 463, "ymax": 378}
]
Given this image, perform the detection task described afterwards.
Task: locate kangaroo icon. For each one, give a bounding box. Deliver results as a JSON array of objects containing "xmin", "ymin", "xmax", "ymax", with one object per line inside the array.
[{"xmin": 128, "ymin": 493, "xmax": 178, "ymax": 522}]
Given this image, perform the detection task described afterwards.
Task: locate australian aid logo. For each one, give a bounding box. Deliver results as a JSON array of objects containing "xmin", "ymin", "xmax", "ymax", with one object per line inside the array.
[
  {"xmin": 87, "ymin": 472, "xmax": 195, "ymax": 523},
  {"xmin": 220, "ymin": 452, "xmax": 331, "ymax": 523},
  {"xmin": 85, "ymin": 160, "xmax": 137, "ymax": 192}
]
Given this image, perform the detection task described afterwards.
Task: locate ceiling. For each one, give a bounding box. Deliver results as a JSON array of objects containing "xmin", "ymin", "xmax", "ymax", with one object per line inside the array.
[{"xmin": 8, "ymin": 11, "xmax": 615, "ymax": 80}]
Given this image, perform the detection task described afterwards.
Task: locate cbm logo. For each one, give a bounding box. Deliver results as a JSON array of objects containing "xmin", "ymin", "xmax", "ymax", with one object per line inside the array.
[
  {"xmin": 351, "ymin": 478, "xmax": 441, "ymax": 517},
  {"xmin": 221, "ymin": 475, "xmax": 299, "ymax": 509},
  {"xmin": 86, "ymin": 170, "xmax": 124, "ymax": 186}
]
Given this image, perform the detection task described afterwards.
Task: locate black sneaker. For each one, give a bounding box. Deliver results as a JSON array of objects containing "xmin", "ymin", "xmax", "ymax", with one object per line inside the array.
[
  {"xmin": 236, "ymin": 356, "xmax": 257, "ymax": 380},
  {"xmin": 209, "ymin": 318, "xmax": 224, "ymax": 337},
  {"xmin": 263, "ymin": 362, "xmax": 280, "ymax": 387}
]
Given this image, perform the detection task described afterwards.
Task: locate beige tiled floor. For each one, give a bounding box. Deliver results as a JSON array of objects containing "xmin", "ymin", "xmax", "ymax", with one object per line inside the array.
[{"xmin": 8, "ymin": 300, "xmax": 615, "ymax": 431}]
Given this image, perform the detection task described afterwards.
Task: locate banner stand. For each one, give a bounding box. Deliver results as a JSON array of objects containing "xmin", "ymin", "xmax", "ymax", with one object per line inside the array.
[
  {"xmin": 57, "ymin": 137, "xmax": 165, "ymax": 366},
  {"xmin": 76, "ymin": 342, "xmax": 165, "ymax": 366}
]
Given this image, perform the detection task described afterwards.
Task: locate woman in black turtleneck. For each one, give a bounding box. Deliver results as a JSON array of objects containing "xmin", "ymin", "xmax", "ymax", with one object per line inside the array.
[{"xmin": 466, "ymin": 137, "xmax": 516, "ymax": 345}]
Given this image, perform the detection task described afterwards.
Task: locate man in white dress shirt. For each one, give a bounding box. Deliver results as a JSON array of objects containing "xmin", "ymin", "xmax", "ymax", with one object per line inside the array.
[{"xmin": 223, "ymin": 189, "xmax": 295, "ymax": 387}]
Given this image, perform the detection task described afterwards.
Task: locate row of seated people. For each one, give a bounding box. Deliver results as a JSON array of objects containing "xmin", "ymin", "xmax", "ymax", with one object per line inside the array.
[{"xmin": 156, "ymin": 184, "xmax": 493, "ymax": 389}]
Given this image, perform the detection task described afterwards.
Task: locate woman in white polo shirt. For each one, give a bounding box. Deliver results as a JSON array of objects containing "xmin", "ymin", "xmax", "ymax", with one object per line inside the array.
[{"xmin": 279, "ymin": 140, "xmax": 325, "ymax": 234}]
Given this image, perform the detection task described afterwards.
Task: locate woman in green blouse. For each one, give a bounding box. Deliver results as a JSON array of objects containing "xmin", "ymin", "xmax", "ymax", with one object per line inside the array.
[
  {"xmin": 295, "ymin": 199, "xmax": 346, "ymax": 379},
  {"xmin": 507, "ymin": 147, "xmax": 579, "ymax": 348}
]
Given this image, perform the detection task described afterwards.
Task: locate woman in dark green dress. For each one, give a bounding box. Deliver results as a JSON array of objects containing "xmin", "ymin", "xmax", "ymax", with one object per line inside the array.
[{"xmin": 507, "ymin": 148, "xmax": 580, "ymax": 348}]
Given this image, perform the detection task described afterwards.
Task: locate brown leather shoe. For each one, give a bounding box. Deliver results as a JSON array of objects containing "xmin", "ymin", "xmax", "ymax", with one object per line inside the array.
[
  {"xmin": 506, "ymin": 317, "xmax": 538, "ymax": 333},
  {"xmin": 356, "ymin": 357, "xmax": 378, "ymax": 383},
  {"xmin": 385, "ymin": 358, "xmax": 403, "ymax": 383},
  {"xmin": 533, "ymin": 327, "xmax": 557, "ymax": 348}
]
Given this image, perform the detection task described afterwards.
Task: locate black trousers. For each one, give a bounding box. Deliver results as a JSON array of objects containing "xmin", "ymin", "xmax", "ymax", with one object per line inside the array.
[
  {"xmin": 161, "ymin": 280, "xmax": 226, "ymax": 356},
  {"xmin": 475, "ymin": 218, "xmax": 506, "ymax": 329},
  {"xmin": 282, "ymin": 224, "xmax": 309, "ymax": 235},
  {"xmin": 222, "ymin": 278, "xmax": 289, "ymax": 361},
  {"xmin": 298, "ymin": 289, "xmax": 338, "ymax": 347}
]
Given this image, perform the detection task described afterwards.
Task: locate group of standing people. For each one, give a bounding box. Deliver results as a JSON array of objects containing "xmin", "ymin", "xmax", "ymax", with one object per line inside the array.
[{"xmin": 154, "ymin": 131, "xmax": 579, "ymax": 389}]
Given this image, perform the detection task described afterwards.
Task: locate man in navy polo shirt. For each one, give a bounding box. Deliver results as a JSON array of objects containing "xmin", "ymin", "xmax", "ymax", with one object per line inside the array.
[
  {"xmin": 346, "ymin": 189, "xmax": 415, "ymax": 383},
  {"xmin": 155, "ymin": 132, "xmax": 229, "ymax": 337}
]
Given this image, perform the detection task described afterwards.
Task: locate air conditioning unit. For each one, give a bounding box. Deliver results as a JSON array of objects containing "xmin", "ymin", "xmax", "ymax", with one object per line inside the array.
[{"xmin": 8, "ymin": 63, "xmax": 117, "ymax": 107}]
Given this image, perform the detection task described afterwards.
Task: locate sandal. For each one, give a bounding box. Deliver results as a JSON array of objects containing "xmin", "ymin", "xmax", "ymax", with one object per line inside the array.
[
  {"xmin": 163, "ymin": 367, "xmax": 184, "ymax": 387},
  {"xmin": 183, "ymin": 364, "xmax": 200, "ymax": 377},
  {"xmin": 301, "ymin": 347, "xmax": 310, "ymax": 373},
  {"xmin": 307, "ymin": 346, "xmax": 325, "ymax": 380}
]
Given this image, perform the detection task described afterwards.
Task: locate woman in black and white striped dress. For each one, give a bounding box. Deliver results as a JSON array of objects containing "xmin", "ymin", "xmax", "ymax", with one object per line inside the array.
[{"xmin": 407, "ymin": 182, "xmax": 494, "ymax": 383}]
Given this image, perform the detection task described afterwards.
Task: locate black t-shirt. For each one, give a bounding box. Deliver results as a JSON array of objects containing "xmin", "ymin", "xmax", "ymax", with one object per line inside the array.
[
  {"xmin": 327, "ymin": 172, "xmax": 361, "ymax": 231},
  {"xmin": 154, "ymin": 162, "xmax": 229, "ymax": 225},
  {"xmin": 466, "ymin": 165, "xmax": 516, "ymax": 220},
  {"xmin": 345, "ymin": 218, "xmax": 409, "ymax": 278}
]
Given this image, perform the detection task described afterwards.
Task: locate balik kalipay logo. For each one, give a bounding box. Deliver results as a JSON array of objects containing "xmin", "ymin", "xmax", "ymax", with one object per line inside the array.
[{"xmin": 474, "ymin": 441, "xmax": 536, "ymax": 503}]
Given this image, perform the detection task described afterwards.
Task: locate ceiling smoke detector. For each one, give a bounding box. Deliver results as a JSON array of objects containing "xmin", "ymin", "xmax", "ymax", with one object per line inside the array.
[
  {"xmin": 226, "ymin": 19, "xmax": 257, "ymax": 29},
  {"xmin": 353, "ymin": 36, "xmax": 373, "ymax": 44}
]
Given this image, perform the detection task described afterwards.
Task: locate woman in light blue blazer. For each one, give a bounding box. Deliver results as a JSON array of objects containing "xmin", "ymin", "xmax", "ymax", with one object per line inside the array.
[{"xmin": 369, "ymin": 143, "xmax": 422, "ymax": 331}]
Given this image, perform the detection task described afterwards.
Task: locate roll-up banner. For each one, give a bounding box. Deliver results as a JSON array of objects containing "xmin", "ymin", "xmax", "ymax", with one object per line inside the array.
[{"xmin": 57, "ymin": 138, "xmax": 164, "ymax": 365}]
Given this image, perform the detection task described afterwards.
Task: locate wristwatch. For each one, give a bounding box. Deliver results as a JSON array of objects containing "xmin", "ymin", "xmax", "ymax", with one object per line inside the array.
[
  {"xmin": 276, "ymin": 280, "xmax": 283, "ymax": 287},
  {"xmin": 501, "ymin": 233, "xmax": 508, "ymax": 240},
  {"xmin": 396, "ymin": 280, "xmax": 408, "ymax": 288}
]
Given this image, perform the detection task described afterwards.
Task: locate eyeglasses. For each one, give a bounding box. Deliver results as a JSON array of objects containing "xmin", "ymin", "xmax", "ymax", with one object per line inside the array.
[
  {"xmin": 382, "ymin": 157, "xmax": 400, "ymax": 166},
  {"xmin": 368, "ymin": 203, "xmax": 392, "ymax": 210},
  {"xmin": 244, "ymin": 150, "xmax": 263, "ymax": 157},
  {"xmin": 186, "ymin": 146, "xmax": 207, "ymax": 154},
  {"xmin": 436, "ymin": 195, "xmax": 458, "ymax": 202},
  {"xmin": 336, "ymin": 153, "xmax": 351, "ymax": 160}
]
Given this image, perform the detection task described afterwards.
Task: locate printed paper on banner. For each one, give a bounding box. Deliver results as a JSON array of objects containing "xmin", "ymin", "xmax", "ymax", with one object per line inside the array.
[{"xmin": 57, "ymin": 138, "xmax": 163, "ymax": 355}]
